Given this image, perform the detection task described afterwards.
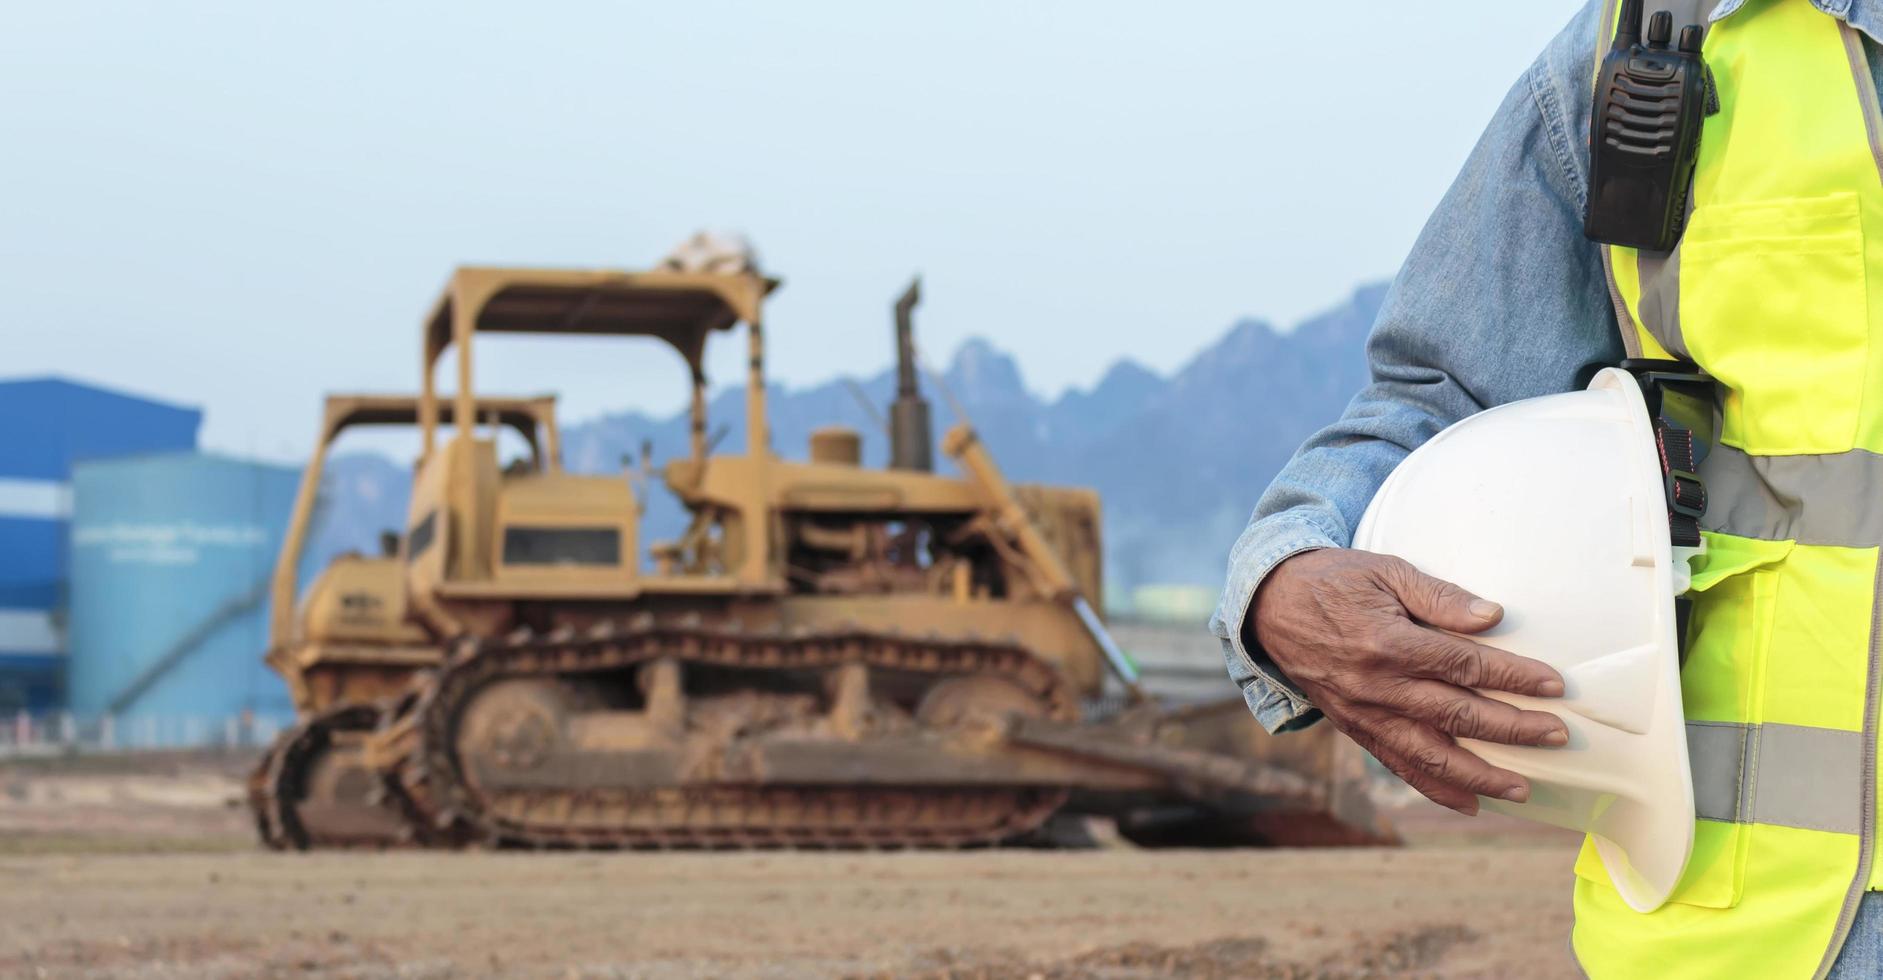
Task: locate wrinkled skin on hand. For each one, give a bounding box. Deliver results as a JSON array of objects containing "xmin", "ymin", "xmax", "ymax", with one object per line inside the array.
[{"xmin": 1250, "ymin": 549, "xmax": 1568, "ymax": 815}]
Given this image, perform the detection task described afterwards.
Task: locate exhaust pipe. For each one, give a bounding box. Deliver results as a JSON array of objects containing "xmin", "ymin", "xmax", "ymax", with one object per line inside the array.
[{"xmin": 889, "ymin": 277, "xmax": 933, "ymax": 472}]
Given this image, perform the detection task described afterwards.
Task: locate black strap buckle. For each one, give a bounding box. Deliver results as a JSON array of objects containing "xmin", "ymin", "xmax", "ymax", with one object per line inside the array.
[
  {"xmin": 1666, "ymin": 468, "xmax": 1706, "ymax": 522},
  {"xmin": 1620, "ymin": 358, "xmax": 1715, "ymax": 548}
]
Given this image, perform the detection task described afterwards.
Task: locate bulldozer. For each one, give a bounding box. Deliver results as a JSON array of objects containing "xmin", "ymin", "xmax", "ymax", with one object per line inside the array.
[{"xmin": 253, "ymin": 258, "xmax": 1394, "ymax": 850}]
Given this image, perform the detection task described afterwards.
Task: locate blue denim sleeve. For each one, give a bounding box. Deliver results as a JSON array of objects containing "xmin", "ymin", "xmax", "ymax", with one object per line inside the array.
[{"xmin": 1210, "ymin": 0, "xmax": 1625, "ymax": 733}]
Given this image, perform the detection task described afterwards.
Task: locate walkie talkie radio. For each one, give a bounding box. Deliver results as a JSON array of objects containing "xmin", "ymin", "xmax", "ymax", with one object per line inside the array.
[{"xmin": 1584, "ymin": 0, "xmax": 1710, "ymax": 251}]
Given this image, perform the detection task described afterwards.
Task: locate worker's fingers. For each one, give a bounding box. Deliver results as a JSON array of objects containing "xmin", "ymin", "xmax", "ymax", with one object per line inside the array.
[
  {"xmin": 1363, "ymin": 679, "xmax": 1568, "ymax": 747},
  {"xmin": 1373, "ymin": 556, "xmax": 1502, "ymax": 634},
  {"xmin": 1378, "ymin": 750, "xmax": 1481, "ymax": 815},
  {"xmin": 1378, "ymin": 622, "xmax": 1565, "ymax": 698},
  {"xmin": 1351, "ymin": 705, "xmax": 1531, "ymax": 805},
  {"xmin": 1336, "ymin": 711, "xmax": 1480, "ymax": 815}
]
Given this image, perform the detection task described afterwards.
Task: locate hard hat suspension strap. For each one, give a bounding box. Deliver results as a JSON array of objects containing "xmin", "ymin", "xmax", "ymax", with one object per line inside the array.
[
  {"xmin": 1622, "ymin": 359, "xmax": 1715, "ymax": 664},
  {"xmin": 1622, "ymin": 358, "xmax": 1715, "ymax": 550},
  {"xmin": 1656, "ymin": 419, "xmax": 1706, "ymax": 548}
]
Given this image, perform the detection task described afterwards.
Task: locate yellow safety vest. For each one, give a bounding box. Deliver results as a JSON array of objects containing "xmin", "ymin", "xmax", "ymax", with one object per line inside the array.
[{"xmin": 1580, "ymin": 1, "xmax": 1883, "ymax": 976}]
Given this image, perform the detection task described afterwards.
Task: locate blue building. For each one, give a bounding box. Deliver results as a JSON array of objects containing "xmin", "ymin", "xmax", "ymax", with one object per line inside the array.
[
  {"xmin": 0, "ymin": 378, "xmax": 199, "ymax": 713},
  {"xmin": 67, "ymin": 453, "xmax": 302, "ymax": 725}
]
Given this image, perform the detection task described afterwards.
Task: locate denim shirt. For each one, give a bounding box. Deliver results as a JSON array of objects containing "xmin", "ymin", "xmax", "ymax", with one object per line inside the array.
[{"xmin": 1210, "ymin": 0, "xmax": 1883, "ymax": 734}]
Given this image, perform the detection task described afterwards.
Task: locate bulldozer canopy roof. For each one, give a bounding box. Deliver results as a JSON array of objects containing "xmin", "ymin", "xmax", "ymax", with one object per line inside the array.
[
  {"xmin": 422, "ymin": 266, "xmax": 779, "ymax": 376},
  {"xmin": 322, "ymin": 393, "xmax": 557, "ymax": 450}
]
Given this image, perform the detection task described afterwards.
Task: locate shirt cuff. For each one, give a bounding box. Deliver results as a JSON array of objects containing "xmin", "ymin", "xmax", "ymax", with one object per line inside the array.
[{"xmin": 1209, "ymin": 516, "xmax": 1340, "ymax": 733}]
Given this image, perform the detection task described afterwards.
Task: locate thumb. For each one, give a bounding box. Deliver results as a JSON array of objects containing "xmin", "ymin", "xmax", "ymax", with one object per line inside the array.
[{"xmin": 1379, "ymin": 558, "xmax": 1502, "ymax": 634}]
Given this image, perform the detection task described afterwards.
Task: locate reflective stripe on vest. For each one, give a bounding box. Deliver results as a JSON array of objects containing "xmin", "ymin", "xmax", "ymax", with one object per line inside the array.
[
  {"xmin": 1577, "ymin": 2, "xmax": 1883, "ymax": 978},
  {"xmin": 1686, "ymin": 721, "xmax": 1864, "ymax": 834}
]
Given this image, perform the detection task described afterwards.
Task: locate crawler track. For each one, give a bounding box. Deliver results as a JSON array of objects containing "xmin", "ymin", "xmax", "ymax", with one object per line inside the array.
[
  {"xmin": 252, "ymin": 701, "xmax": 418, "ymax": 850},
  {"xmin": 385, "ymin": 618, "xmax": 1079, "ymax": 849},
  {"xmin": 247, "ymin": 730, "xmax": 290, "ymax": 850}
]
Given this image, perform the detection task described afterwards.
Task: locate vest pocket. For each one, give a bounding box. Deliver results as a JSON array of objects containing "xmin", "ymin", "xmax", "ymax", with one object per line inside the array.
[
  {"xmin": 1571, "ymin": 536, "xmax": 1790, "ymax": 910},
  {"xmin": 1679, "ymin": 192, "xmax": 1868, "ymax": 455}
]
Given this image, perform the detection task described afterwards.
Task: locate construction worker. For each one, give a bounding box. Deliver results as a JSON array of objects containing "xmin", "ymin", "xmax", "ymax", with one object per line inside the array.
[{"xmin": 1210, "ymin": 0, "xmax": 1883, "ymax": 976}]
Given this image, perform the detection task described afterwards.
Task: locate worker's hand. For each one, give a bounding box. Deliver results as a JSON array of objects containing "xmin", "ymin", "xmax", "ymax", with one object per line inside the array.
[{"xmin": 1250, "ymin": 548, "xmax": 1568, "ymax": 815}]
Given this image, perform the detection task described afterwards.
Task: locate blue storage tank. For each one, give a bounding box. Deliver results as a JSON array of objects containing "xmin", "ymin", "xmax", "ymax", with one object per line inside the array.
[
  {"xmin": 66, "ymin": 453, "xmax": 300, "ymax": 725},
  {"xmin": 0, "ymin": 377, "xmax": 200, "ymax": 713}
]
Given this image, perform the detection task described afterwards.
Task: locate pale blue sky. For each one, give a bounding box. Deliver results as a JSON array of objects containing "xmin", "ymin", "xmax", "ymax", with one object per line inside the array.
[{"xmin": 1, "ymin": 2, "xmax": 1579, "ymax": 461}]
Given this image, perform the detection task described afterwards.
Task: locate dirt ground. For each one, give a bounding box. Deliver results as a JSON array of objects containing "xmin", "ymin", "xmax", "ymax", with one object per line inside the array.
[{"xmin": 0, "ymin": 752, "xmax": 1583, "ymax": 979}]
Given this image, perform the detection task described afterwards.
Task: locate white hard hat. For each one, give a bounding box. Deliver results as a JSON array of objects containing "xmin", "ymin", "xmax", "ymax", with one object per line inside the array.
[{"xmin": 1354, "ymin": 367, "xmax": 1697, "ymax": 913}]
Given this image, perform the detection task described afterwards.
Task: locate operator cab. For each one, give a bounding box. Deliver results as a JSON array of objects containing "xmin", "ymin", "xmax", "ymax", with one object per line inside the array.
[
  {"xmin": 270, "ymin": 393, "xmax": 560, "ymax": 709},
  {"xmin": 409, "ymin": 265, "xmax": 777, "ymax": 607}
]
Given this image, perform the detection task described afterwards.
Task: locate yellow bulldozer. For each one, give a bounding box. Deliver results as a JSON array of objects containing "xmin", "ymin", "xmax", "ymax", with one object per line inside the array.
[{"xmin": 251, "ymin": 260, "xmax": 1394, "ymax": 851}]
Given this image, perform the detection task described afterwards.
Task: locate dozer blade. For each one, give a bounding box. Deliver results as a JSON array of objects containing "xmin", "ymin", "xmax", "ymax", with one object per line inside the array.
[{"xmin": 1004, "ymin": 698, "xmax": 1399, "ymax": 848}]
